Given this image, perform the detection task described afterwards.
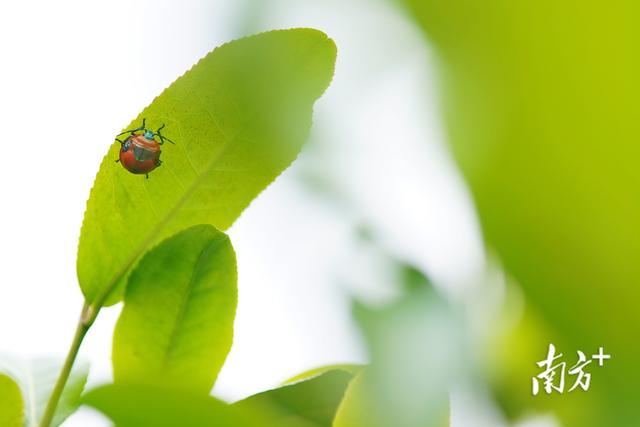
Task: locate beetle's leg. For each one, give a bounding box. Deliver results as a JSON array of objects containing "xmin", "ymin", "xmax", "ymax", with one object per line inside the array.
[
  {"xmin": 156, "ymin": 126, "xmax": 164, "ymax": 144},
  {"xmin": 114, "ymin": 139, "xmax": 123, "ymax": 162},
  {"xmin": 116, "ymin": 118, "xmax": 147, "ymax": 137},
  {"xmin": 156, "ymin": 124, "xmax": 176, "ymax": 145},
  {"xmin": 145, "ymin": 174, "xmax": 149, "ymax": 179}
]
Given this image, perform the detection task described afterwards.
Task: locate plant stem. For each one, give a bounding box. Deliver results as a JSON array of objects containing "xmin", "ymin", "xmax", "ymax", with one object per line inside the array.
[{"xmin": 38, "ymin": 302, "xmax": 97, "ymax": 427}]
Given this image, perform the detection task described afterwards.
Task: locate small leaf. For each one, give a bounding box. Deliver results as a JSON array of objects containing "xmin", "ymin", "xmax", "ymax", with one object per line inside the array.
[
  {"xmin": 234, "ymin": 369, "xmax": 354, "ymax": 427},
  {"xmin": 113, "ymin": 224, "xmax": 236, "ymax": 394},
  {"xmin": 0, "ymin": 356, "xmax": 89, "ymax": 427},
  {"xmin": 77, "ymin": 28, "xmax": 337, "ymax": 306},
  {"xmin": 83, "ymin": 384, "xmax": 261, "ymax": 427},
  {"xmin": 0, "ymin": 374, "xmax": 23, "ymax": 427}
]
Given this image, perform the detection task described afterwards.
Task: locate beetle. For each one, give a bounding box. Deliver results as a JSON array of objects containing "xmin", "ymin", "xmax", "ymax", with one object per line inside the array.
[{"xmin": 114, "ymin": 118, "xmax": 175, "ymax": 178}]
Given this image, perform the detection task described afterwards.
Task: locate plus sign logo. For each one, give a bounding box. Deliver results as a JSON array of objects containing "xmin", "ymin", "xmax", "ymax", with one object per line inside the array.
[
  {"xmin": 592, "ymin": 347, "xmax": 611, "ymax": 366},
  {"xmin": 532, "ymin": 344, "xmax": 611, "ymax": 395}
]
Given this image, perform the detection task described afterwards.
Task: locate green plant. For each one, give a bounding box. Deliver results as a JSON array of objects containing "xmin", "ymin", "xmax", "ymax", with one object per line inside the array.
[{"xmin": 0, "ymin": 28, "xmax": 351, "ymax": 426}]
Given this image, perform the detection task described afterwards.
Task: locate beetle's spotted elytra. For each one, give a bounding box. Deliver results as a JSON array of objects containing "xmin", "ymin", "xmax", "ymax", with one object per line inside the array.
[{"xmin": 114, "ymin": 118, "xmax": 175, "ymax": 178}]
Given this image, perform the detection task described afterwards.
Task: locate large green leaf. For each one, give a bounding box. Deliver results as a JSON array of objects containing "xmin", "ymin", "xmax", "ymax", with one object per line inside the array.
[
  {"xmin": 83, "ymin": 384, "xmax": 261, "ymax": 427},
  {"xmin": 112, "ymin": 224, "xmax": 236, "ymax": 394},
  {"xmin": 0, "ymin": 374, "xmax": 23, "ymax": 427},
  {"xmin": 404, "ymin": 1, "xmax": 640, "ymax": 425},
  {"xmin": 234, "ymin": 369, "xmax": 354, "ymax": 427},
  {"xmin": 77, "ymin": 28, "xmax": 337, "ymax": 306},
  {"xmin": 0, "ymin": 356, "xmax": 89, "ymax": 427}
]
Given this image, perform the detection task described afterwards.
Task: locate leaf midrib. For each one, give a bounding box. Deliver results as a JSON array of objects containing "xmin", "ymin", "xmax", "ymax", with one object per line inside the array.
[{"xmin": 160, "ymin": 236, "xmax": 223, "ymax": 367}]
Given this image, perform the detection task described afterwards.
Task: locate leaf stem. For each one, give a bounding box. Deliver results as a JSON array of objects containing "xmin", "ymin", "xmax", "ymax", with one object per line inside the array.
[{"xmin": 38, "ymin": 302, "xmax": 97, "ymax": 427}]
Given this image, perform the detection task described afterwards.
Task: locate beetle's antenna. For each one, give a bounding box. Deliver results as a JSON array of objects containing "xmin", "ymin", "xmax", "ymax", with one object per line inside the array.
[{"xmin": 116, "ymin": 118, "xmax": 147, "ymax": 137}]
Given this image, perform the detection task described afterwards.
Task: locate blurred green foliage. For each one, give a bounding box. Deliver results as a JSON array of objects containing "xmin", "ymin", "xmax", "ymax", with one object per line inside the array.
[
  {"xmin": 335, "ymin": 265, "xmax": 453, "ymax": 427},
  {"xmin": 112, "ymin": 225, "xmax": 236, "ymax": 394},
  {"xmin": 77, "ymin": 28, "xmax": 337, "ymax": 307},
  {"xmin": 404, "ymin": 1, "xmax": 640, "ymax": 425}
]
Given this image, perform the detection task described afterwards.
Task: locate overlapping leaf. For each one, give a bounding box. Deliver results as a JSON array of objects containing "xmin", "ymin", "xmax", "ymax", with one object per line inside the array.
[{"xmin": 112, "ymin": 225, "xmax": 236, "ymax": 393}]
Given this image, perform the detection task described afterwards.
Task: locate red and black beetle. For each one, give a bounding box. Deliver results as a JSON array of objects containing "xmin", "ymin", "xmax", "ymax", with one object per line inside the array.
[{"xmin": 115, "ymin": 118, "xmax": 175, "ymax": 178}]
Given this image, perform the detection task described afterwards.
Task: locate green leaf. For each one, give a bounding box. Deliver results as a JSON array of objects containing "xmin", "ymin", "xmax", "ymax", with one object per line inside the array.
[
  {"xmin": 83, "ymin": 384, "xmax": 262, "ymax": 427},
  {"xmin": 85, "ymin": 376, "xmax": 354, "ymax": 427},
  {"xmin": 0, "ymin": 356, "xmax": 89, "ymax": 427},
  {"xmin": 404, "ymin": 1, "xmax": 640, "ymax": 424},
  {"xmin": 0, "ymin": 374, "xmax": 23, "ymax": 427},
  {"xmin": 234, "ymin": 369, "xmax": 355, "ymax": 427},
  {"xmin": 77, "ymin": 28, "xmax": 337, "ymax": 306},
  {"xmin": 112, "ymin": 224, "xmax": 236, "ymax": 394}
]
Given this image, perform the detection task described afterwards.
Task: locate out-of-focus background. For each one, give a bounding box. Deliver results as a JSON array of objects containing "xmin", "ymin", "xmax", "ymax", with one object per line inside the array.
[{"xmin": 2, "ymin": 0, "xmax": 637, "ymax": 426}]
